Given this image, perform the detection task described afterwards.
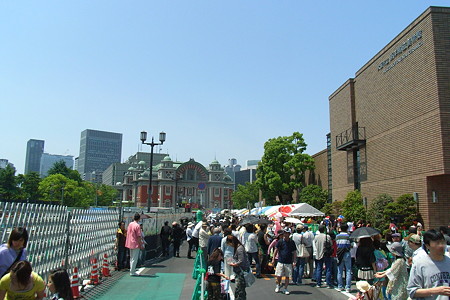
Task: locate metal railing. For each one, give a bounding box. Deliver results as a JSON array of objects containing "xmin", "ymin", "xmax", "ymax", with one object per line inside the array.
[
  {"xmin": 0, "ymin": 202, "xmax": 192, "ymax": 283},
  {"xmin": 336, "ymin": 125, "xmax": 366, "ymax": 150}
]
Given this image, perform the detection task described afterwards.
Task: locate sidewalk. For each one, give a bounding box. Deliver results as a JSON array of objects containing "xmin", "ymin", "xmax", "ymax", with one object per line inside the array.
[{"xmin": 83, "ymin": 242, "xmax": 196, "ymax": 300}]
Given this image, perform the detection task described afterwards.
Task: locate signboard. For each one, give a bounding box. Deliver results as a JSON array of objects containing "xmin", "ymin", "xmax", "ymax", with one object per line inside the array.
[{"xmin": 198, "ymin": 182, "xmax": 206, "ymax": 190}]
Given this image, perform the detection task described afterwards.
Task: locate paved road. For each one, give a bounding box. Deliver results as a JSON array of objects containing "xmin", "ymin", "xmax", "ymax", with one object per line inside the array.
[{"xmin": 86, "ymin": 242, "xmax": 355, "ymax": 299}]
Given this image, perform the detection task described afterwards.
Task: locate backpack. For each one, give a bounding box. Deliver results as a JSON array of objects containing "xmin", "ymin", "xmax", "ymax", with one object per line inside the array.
[{"xmin": 324, "ymin": 235, "xmax": 333, "ymax": 257}]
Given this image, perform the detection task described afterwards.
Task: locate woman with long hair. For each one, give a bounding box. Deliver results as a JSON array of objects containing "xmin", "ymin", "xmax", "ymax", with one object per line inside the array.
[
  {"xmin": 227, "ymin": 235, "xmax": 250, "ymax": 300},
  {"xmin": 355, "ymin": 237, "xmax": 376, "ymax": 284},
  {"xmin": 0, "ymin": 261, "xmax": 45, "ymax": 300},
  {"xmin": 0, "ymin": 227, "xmax": 28, "ymax": 278},
  {"xmin": 206, "ymin": 248, "xmax": 228, "ymax": 300},
  {"xmin": 47, "ymin": 268, "xmax": 73, "ymax": 300}
]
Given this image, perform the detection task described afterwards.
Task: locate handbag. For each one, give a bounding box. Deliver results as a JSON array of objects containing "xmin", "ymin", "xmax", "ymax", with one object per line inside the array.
[
  {"xmin": 297, "ymin": 235, "xmax": 310, "ymax": 258},
  {"xmin": 240, "ymin": 267, "xmax": 255, "ymax": 287}
]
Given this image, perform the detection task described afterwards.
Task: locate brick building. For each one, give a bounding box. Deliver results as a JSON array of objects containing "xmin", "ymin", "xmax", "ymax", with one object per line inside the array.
[
  {"xmin": 120, "ymin": 156, "xmax": 234, "ymax": 210},
  {"xmin": 312, "ymin": 7, "xmax": 449, "ymax": 229}
]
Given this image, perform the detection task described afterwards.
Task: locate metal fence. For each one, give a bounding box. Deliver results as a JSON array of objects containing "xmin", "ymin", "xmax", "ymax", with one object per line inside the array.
[{"xmin": 0, "ymin": 202, "xmax": 192, "ymax": 283}]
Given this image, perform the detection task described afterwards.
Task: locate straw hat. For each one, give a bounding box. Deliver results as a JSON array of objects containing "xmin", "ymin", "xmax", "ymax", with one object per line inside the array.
[{"xmin": 356, "ymin": 281, "xmax": 372, "ymax": 292}]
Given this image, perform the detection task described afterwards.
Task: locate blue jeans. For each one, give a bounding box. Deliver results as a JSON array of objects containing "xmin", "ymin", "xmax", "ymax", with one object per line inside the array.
[
  {"xmin": 247, "ymin": 252, "xmax": 261, "ymax": 276},
  {"xmin": 337, "ymin": 251, "xmax": 352, "ymax": 289},
  {"xmin": 117, "ymin": 246, "xmax": 128, "ymax": 269},
  {"xmin": 292, "ymin": 257, "xmax": 306, "ymax": 284},
  {"xmin": 315, "ymin": 256, "xmax": 333, "ymax": 287}
]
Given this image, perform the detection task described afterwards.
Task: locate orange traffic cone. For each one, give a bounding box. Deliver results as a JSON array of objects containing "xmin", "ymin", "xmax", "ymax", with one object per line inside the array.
[
  {"xmin": 71, "ymin": 267, "xmax": 81, "ymax": 298},
  {"xmin": 89, "ymin": 258, "xmax": 99, "ymax": 285},
  {"xmin": 102, "ymin": 253, "xmax": 111, "ymax": 277}
]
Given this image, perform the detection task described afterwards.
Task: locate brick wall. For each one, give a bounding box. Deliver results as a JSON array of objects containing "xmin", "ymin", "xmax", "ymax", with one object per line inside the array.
[{"xmin": 325, "ymin": 7, "xmax": 450, "ymax": 229}]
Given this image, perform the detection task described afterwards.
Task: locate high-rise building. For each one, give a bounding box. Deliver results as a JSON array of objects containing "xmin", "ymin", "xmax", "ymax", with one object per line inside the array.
[
  {"xmin": 40, "ymin": 153, "xmax": 74, "ymax": 177},
  {"xmin": 24, "ymin": 139, "xmax": 44, "ymax": 174},
  {"xmin": 77, "ymin": 129, "xmax": 122, "ymax": 177},
  {"xmin": 0, "ymin": 159, "xmax": 13, "ymax": 169}
]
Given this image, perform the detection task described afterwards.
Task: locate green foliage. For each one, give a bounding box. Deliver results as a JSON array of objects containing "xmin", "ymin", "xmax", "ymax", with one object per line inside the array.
[
  {"xmin": 321, "ymin": 200, "xmax": 343, "ymax": 217},
  {"xmin": 298, "ymin": 185, "xmax": 328, "ymax": 210},
  {"xmin": 231, "ymin": 182, "xmax": 260, "ymax": 209},
  {"xmin": 256, "ymin": 132, "xmax": 314, "ymax": 204},
  {"xmin": 39, "ymin": 174, "xmax": 96, "ymax": 207},
  {"xmin": 384, "ymin": 194, "xmax": 418, "ymax": 230},
  {"xmin": 367, "ymin": 194, "xmax": 394, "ymax": 231},
  {"xmin": 342, "ymin": 190, "xmax": 366, "ymax": 222},
  {"xmin": 17, "ymin": 172, "xmax": 42, "ymax": 201},
  {"xmin": 47, "ymin": 160, "xmax": 82, "ymax": 182},
  {"xmin": 0, "ymin": 165, "xmax": 19, "ymax": 200}
]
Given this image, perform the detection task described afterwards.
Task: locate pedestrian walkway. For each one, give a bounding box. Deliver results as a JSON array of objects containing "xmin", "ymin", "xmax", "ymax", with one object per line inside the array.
[
  {"xmin": 84, "ymin": 242, "xmax": 351, "ymax": 300},
  {"xmin": 84, "ymin": 242, "xmax": 196, "ymax": 300}
]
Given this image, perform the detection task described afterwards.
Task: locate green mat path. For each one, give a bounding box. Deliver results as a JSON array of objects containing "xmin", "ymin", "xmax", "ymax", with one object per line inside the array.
[{"xmin": 94, "ymin": 273, "xmax": 185, "ymax": 300}]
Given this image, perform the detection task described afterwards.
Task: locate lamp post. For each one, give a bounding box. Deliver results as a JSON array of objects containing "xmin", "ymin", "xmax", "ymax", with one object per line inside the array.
[{"xmin": 140, "ymin": 130, "xmax": 166, "ymax": 213}]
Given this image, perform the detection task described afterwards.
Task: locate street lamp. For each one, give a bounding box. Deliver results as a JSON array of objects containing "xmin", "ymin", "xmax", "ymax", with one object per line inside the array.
[{"xmin": 140, "ymin": 130, "xmax": 166, "ymax": 213}]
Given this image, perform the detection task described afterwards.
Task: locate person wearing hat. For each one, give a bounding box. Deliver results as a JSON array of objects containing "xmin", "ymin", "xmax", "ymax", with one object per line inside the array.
[
  {"xmin": 374, "ymin": 242, "xmax": 408, "ymax": 300},
  {"xmin": 407, "ymin": 229, "xmax": 450, "ymax": 299},
  {"xmin": 292, "ymin": 224, "xmax": 306, "ymax": 285},
  {"xmin": 301, "ymin": 225, "xmax": 314, "ymax": 278},
  {"xmin": 199, "ymin": 221, "xmax": 210, "ymax": 260},
  {"xmin": 407, "ymin": 234, "xmax": 427, "ymax": 266},
  {"xmin": 186, "ymin": 222, "xmax": 195, "ymax": 259},
  {"xmin": 273, "ymin": 228, "xmax": 296, "ymax": 295}
]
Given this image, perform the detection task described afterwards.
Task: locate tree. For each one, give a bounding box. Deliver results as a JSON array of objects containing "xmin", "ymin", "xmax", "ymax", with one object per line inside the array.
[
  {"xmin": 367, "ymin": 194, "xmax": 393, "ymax": 231},
  {"xmin": 17, "ymin": 172, "xmax": 42, "ymax": 201},
  {"xmin": 342, "ymin": 190, "xmax": 366, "ymax": 222},
  {"xmin": 38, "ymin": 174, "xmax": 92, "ymax": 207},
  {"xmin": 256, "ymin": 132, "xmax": 314, "ymax": 204},
  {"xmin": 231, "ymin": 182, "xmax": 260, "ymax": 209},
  {"xmin": 298, "ymin": 185, "xmax": 328, "ymax": 210},
  {"xmin": 0, "ymin": 165, "xmax": 19, "ymax": 200},
  {"xmin": 95, "ymin": 184, "xmax": 119, "ymax": 206},
  {"xmin": 384, "ymin": 194, "xmax": 419, "ymax": 230},
  {"xmin": 47, "ymin": 161, "xmax": 82, "ymax": 182},
  {"xmin": 321, "ymin": 200, "xmax": 343, "ymax": 217}
]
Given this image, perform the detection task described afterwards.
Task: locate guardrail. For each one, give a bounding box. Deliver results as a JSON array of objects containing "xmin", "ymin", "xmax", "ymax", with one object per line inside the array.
[{"xmin": 0, "ymin": 202, "xmax": 192, "ymax": 283}]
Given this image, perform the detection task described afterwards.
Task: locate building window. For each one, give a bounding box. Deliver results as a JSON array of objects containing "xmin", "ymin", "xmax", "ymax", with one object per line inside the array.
[
  {"xmin": 165, "ymin": 186, "xmax": 171, "ymax": 195},
  {"xmin": 224, "ymin": 189, "xmax": 228, "ymax": 196},
  {"xmin": 327, "ymin": 133, "xmax": 332, "ymax": 202}
]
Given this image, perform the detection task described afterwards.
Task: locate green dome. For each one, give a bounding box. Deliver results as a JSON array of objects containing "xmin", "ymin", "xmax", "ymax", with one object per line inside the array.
[
  {"xmin": 128, "ymin": 167, "xmax": 136, "ymax": 171},
  {"xmin": 163, "ymin": 156, "xmax": 172, "ymax": 162},
  {"xmin": 211, "ymin": 159, "xmax": 220, "ymax": 165},
  {"xmin": 138, "ymin": 161, "xmax": 146, "ymax": 165}
]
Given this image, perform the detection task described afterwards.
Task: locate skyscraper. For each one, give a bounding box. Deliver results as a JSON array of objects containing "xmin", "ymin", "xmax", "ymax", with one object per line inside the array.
[
  {"xmin": 77, "ymin": 129, "xmax": 122, "ymax": 177},
  {"xmin": 40, "ymin": 153, "xmax": 74, "ymax": 177},
  {"xmin": 24, "ymin": 139, "xmax": 44, "ymax": 174}
]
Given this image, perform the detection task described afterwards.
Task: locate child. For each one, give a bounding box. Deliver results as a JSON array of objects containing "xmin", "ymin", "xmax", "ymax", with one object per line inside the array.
[{"xmin": 47, "ymin": 268, "xmax": 73, "ymax": 300}]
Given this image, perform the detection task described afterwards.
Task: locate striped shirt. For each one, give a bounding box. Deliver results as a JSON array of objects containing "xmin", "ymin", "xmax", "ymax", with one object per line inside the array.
[{"xmin": 336, "ymin": 232, "xmax": 351, "ymax": 249}]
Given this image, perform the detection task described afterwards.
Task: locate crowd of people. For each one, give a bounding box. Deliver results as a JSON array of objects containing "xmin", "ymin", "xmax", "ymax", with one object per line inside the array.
[
  {"xmin": 0, "ymin": 227, "xmax": 73, "ymax": 300},
  {"xmin": 185, "ymin": 214, "xmax": 450, "ymax": 300}
]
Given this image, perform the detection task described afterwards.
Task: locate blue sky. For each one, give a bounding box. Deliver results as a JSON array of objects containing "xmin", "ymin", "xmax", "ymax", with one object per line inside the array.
[{"xmin": 1, "ymin": 1, "xmax": 448, "ymax": 174}]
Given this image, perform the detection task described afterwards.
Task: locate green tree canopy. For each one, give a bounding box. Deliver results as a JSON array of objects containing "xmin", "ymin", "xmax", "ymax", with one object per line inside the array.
[
  {"xmin": 0, "ymin": 165, "xmax": 19, "ymax": 200},
  {"xmin": 342, "ymin": 190, "xmax": 366, "ymax": 222},
  {"xmin": 231, "ymin": 182, "xmax": 259, "ymax": 209},
  {"xmin": 298, "ymin": 185, "xmax": 328, "ymax": 210},
  {"xmin": 47, "ymin": 160, "xmax": 82, "ymax": 182},
  {"xmin": 17, "ymin": 172, "xmax": 42, "ymax": 201},
  {"xmin": 256, "ymin": 132, "xmax": 314, "ymax": 205},
  {"xmin": 39, "ymin": 174, "xmax": 93, "ymax": 207},
  {"xmin": 367, "ymin": 194, "xmax": 393, "ymax": 231},
  {"xmin": 321, "ymin": 200, "xmax": 343, "ymax": 217},
  {"xmin": 384, "ymin": 194, "xmax": 419, "ymax": 230}
]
